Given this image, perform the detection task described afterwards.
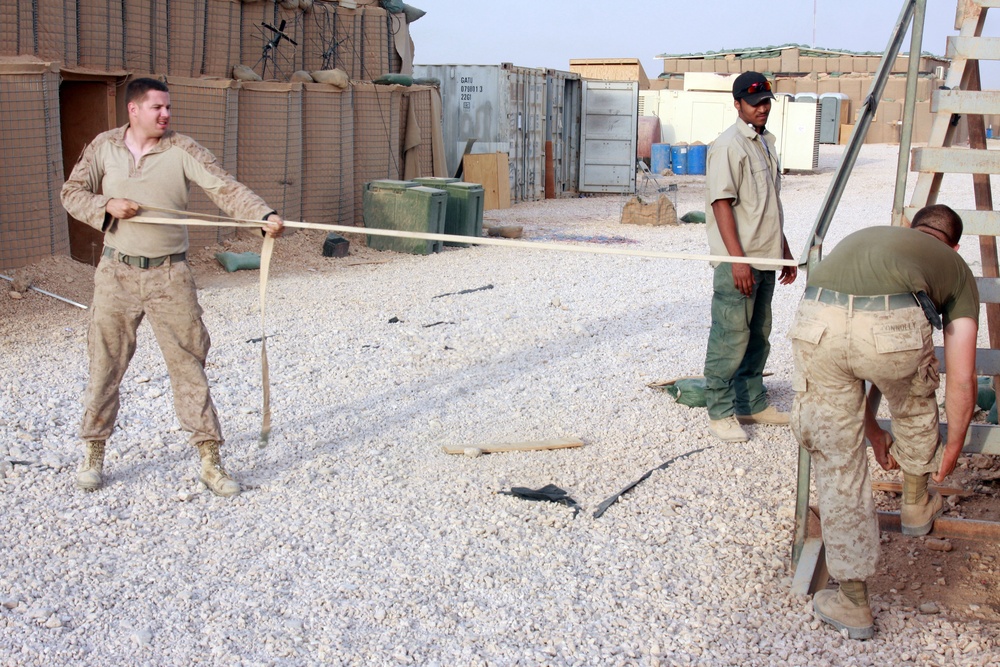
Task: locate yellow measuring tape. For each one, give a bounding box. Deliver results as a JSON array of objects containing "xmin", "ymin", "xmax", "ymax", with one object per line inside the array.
[{"xmin": 134, "ymin": 205, "xmax": 799, "ymax": 445}]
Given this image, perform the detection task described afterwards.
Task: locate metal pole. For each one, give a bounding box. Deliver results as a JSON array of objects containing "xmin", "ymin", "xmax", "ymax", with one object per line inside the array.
[
  {"xmin": 0, "ymin": 274, "xmax": 88, "ymax": 310},
  {"xmin": 813, "ymin": 0, "xmax": 818, "ymax": 48},
  {"xmin": 892, "ymin": 0, "xmax": 927, "ymax": 225},
  {"xmin": 798, "ymin": 0, "xmax": 917, "ymax": 265},
  {"xmin": 792, "ymin": 244, "xmax": 823, "ymax": 567}
]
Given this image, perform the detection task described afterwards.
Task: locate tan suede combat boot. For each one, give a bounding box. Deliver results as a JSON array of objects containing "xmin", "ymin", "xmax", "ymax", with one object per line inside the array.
[
  {"xmin": 197, "ymin": 441, "xmax": 240, "ymax": 498},
  {"xmin": 76, "ymin": 440, "xmax": 106, "ymax": 491},
  {"xmin": 814, "ymin": 580, "xmax": 874, "ymax": 640},
  {"xmin": 901, "ymin": 472, "xmax": 944, "ymax": 536}
]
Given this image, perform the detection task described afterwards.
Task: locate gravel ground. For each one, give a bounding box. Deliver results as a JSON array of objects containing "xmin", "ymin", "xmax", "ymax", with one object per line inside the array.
[{"xmin": 1, "ymin": 144, "xmax": 998, "ymax": 666}]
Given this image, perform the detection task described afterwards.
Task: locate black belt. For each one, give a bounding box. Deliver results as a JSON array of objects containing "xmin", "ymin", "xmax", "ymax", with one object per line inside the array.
[
  {"xmin": 103, "ymin": 246, "xmax": 186, "ymax": 269},
  {"xmin": 802, "ymin": 285, "xmax": 918, "ymax": 311}
]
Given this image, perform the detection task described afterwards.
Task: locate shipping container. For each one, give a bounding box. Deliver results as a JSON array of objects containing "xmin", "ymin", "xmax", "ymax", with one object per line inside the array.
[
  {"xmin": 545, "ymin": 68, "xmax": 582, "ymax": 197},
  {"xmin": 412, "ymin": 63, "xmax": 546, "ymax": 204}
]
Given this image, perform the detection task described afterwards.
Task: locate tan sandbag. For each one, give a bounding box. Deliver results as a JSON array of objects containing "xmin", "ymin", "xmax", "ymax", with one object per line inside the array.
[
  {"xmin": 233, "ymin": 64, "xmax": 262, "ymax": 82},
  {"xmin": 290, "ymin": 70, "xmax": 314, "ymax": 83},
  {"xmin": 279, "ymin": 0, "xmax": 298, "ymax": 9},
  {"xmin": 487, "ymin": 225, "xmax": 523, "ymax": 239},
  {"xmin": 299, "ymin": 0, "xmax": 314, "ymax": 9},
  {"xmin": 311, "ymin": 68, "xmax": 350, "ymax": 88},
  {"xmin": 621, "ymin": 195, "xmax": 678, "ymax": 226}
]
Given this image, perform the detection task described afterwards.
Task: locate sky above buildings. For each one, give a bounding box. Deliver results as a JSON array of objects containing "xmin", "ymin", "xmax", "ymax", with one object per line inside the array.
[{"xmin": 408, "ymin": 0, "xmax": 998, "ymax": 85}]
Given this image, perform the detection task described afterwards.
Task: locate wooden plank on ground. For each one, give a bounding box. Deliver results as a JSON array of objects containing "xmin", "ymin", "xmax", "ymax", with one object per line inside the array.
[
  {"xmin": 878, "ymin": 511, "xmax": 1000, "ymax": 541},
  {"xmin": 441, "ymin": 437, "xmax": 583, "ymax": 455}
]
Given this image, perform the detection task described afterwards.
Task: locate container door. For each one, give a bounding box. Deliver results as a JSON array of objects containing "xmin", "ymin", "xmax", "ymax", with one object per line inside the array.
[
  {"xmin": 819, "ymin": 96, "xmax": 839, "ymax": 144},
  {"xmin": 578, "ymin": 80, "xmax": 638, "ymax": 193},
  {"xmin": 545, "ymin": 71, "xmax": 582, "ymax": 197},
  {"xmin": 505, "ymin": 65, "xmax": 546, "ymax": 204}
]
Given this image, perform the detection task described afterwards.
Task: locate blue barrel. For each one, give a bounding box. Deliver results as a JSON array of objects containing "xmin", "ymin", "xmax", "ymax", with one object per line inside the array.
[
  {"xmin": 650, "ymin": 143, "xmax": 671, "ymax": 174},
  {"xmin": 670, "ymin": 144, "xmax": 688, "ymax": 175},
  {"xmin": 687, "ymin": 144, "xmax": 707, "ymax": 175}
]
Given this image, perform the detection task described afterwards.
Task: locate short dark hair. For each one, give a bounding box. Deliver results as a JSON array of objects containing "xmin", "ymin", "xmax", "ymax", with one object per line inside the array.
[
  {"xmin": 126, "ymin": 77, "xmax": 169, "ymax": 105},
  {"xmin": 911, "ymin": 204, "xmax": 963, "ymax": 246}
]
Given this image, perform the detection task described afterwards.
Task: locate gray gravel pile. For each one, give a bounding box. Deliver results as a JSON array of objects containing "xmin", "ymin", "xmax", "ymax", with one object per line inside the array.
[{"xmin": 1, "ymin": 144, "xmax": 997, "ymax": 665}]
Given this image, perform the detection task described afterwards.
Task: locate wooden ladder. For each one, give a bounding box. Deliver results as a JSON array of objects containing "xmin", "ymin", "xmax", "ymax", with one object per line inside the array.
[
  {"xmin": 792, "ymin": 0, "xmax": 1000, "ymax": 596},
  {"xmin": 903, "ymin": 0, "xmax": 1000, "ymax": 457}
]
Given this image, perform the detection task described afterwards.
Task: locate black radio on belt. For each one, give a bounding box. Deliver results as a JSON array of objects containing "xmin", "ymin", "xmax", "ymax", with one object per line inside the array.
[{"xmin": 914, "ymin": 291, "xmax": 942, "ymax": 330}]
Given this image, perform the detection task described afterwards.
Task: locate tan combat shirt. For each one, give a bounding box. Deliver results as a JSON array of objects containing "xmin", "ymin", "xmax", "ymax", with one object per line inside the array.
[
  {"xmin": 705, "ymin": 121, "xmax": 784, "ymax": 270},
  {"xmin": 61, "ymin": 125, "xmax": 274, "ymax": 258}
]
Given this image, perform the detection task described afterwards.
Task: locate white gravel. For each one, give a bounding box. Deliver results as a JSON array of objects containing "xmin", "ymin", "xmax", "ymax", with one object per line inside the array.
[{"xmin": 1, "ymin": 144, "xmax": 998, "ymax": 666}]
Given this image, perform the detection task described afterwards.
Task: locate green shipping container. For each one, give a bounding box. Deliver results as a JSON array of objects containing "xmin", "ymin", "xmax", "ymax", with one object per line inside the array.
[
  {"xmin": 363, "ymin": 181, "xmax": 447, "ymax": 255},
  {"xmin": 412, "ymin": 178, "xmax": 485, "ymax": 248}
]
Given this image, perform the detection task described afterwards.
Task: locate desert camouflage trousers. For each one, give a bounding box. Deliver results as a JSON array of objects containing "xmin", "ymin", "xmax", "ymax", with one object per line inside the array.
[
  {"xmin": 789, "ymin": 296, "xmax": 941, "ymax": 581},
  {"xmin": 81, "ymin": 254, "xmax": 223, "ymax": 446}
]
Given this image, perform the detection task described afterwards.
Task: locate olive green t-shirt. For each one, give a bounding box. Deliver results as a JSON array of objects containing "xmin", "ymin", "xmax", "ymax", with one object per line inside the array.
[{"xmin": 808, "ymin": 226, "xmax": 979, "ymax": 326}]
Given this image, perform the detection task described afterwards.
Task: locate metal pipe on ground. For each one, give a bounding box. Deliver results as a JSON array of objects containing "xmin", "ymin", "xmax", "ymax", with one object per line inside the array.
[{"xmin": 0, "ymin": 273, "xmax": 88, "ymax": 310}]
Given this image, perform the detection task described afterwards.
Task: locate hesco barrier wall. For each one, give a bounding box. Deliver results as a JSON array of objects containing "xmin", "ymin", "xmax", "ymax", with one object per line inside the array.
[
  {"xmin": 352, "ymin": 82, "xmax": 403, "ymax": 227},
  {"xmin": 403, "ymin": 87, "xmax": 436, "ymax": 181},
  {"xmin": 0, "ymin": 61, "xmax": 68, "ymax": 271},
  {"xmin": 237, "ymin": 81, "xmax": 303, "ymax": 226},
  {"xmin": 166, "ymin": 76, "xmax": 241, "ymax": 247},
  {"xmin": 77, "ymin": 0, "xmax": 125, "ymax": 71},
  {"xmin": 301, "ymin": 83, "xmax": 354, "ymax": 228},
  {"xmin": 4, "ymin": 1, "xmax": 402, "ymax": 80}
]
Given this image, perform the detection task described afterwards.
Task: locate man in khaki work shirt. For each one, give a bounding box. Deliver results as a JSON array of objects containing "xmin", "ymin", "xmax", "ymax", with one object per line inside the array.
[
  {"xmin": 703, "ymin": 71, "xmax": 797, "ymax": 444},
  {"xmin": 61, "ymin": 77, "xmax": 284, "ymax": 497}
]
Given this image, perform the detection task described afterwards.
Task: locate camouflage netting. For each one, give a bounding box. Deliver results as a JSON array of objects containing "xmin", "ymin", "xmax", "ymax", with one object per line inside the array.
[
  {"xmin": 0, "ymin": 61, "xmax": 68, "ymax": 271},
  {"xmin": 166, "ymin": 76, "xmax": 241, "ymax": 246},
  {"xmin": 6, "ymin": 1, "xmax": 404, "ymax": 81},
  {"xmin": 237, "ymin": 81, "xmax": 304, "ymax": 225},
  {"xmin": 301, "ymin": 83, "xmax": 355, "ymax": 228},
  {"xmin": 351, "ymin": 82, "xmax": 403, "ymax": 227}
]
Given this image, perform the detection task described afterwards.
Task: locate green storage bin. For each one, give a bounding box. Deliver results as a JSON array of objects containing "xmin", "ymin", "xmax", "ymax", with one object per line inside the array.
[
  {"xmin": 413, "ymin": 178, "xmax": 484, "ymax": 247},
  {"xmin": 363, "ymin": 181, "xmax": 446, "ymax": 255}
]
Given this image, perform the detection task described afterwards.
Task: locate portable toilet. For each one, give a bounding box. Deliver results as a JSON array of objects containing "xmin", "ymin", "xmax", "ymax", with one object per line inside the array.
[{"xmin": 818, "ymin": 93, "xmax": 850, "ymax": 144}]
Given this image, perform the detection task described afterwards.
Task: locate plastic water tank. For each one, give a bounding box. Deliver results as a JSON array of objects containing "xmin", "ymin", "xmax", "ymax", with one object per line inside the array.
[
  {"xmin": 650, "ymin": 143, "xmax": 671, "ymax": 174},
  {"xmin": 670, "ymin": 144, "xmax": 689, "ymax": 175},
  {"xmin": 687, "ymin": 144, "xmax": 707, "ymax": 175}
]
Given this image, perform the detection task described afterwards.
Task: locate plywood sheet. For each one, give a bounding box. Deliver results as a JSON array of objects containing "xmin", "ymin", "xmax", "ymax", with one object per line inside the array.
[{"xmin": 463, "ymin": 153, "xmax": 510, "ymax": 210}]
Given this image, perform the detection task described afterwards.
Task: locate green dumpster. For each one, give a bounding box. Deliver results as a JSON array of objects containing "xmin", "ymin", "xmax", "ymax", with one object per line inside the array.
[
  {"xmin": 412, "ymin": 178, "xmax": 485, "ymax": 248},
  {"xmin": 363, "ymin": 180, "xmax": 447, "ymax": 255}
]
